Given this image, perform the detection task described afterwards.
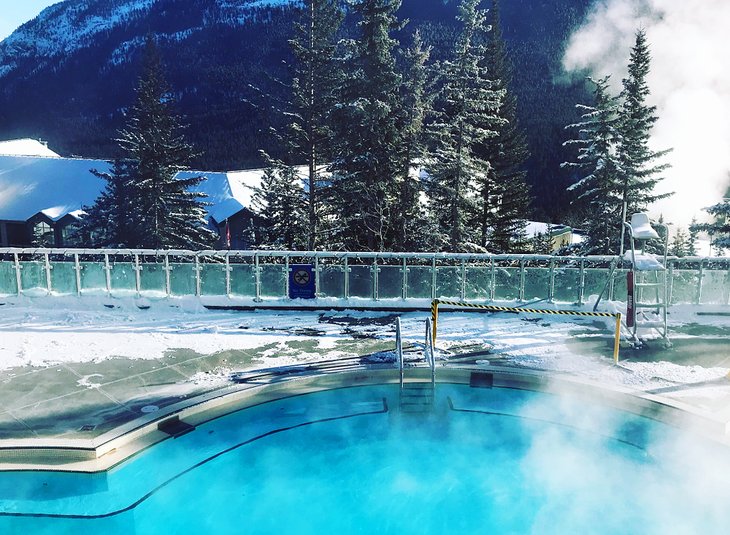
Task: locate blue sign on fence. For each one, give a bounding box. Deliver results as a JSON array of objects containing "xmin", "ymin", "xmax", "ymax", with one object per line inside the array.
[{"xmin": 288, "ymin": 264, "xmax": 316, "ymax": 299}]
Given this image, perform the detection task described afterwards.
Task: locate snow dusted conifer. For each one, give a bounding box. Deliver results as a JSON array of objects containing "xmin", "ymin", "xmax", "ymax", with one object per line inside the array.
[
  {"xmin": 670, "ymin": 227, "xmax": 689, "ymax": 257},
  {"xmin": 284, "ymin": 0, "xmax": 344, "ymax": 250},
  {"xmin": 562, "ymin": 76, "xmax": 623, "ymax": 254},
  {"xmin": 426, "ymin": 0, "xmax": 504, "ymax": 252},
  {"xmin": 82, "ymin": 160, "xmax": 136, "ymax": 247},
  {"xmin": 617, "ymin": 30, "xmax": 671, "ymax": 222},
  {"xmin": 687, "ymin": 217, "xmax": 699, "ymax": 256},
  {"xmin": 392, "ymin": 30, "xmax": 433, "ymax": 251},
  {"xmin": 474, "ymin": 0, "xmax": 532, "ymax": 253},
  {"xmin": 328, "ymin": 0, "xmax": 405, "ymax": 251},
  {"xmin": 117, "ymin": 37, "xmax": 216, "ymax": 250},
  {"xmin": 251, "ymin": 154, "xmax": 308, "ymax": 250},
  {"xmin": 693, "ymin": 198, "xmax": 730, "ymax": 253}
]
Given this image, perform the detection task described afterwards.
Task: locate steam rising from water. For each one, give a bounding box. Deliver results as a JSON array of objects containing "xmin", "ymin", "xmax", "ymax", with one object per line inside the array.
[{"xmin": 562, "ymin": 0, "xmax": 730, "ymax": 229}]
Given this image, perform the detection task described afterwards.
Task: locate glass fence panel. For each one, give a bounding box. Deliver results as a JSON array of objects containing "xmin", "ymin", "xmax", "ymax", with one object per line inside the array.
[
  {"xmin": 349, "ymin": 265, "xmax": 374, "ymax": 299},
  {"xmin": 700, "ymin": 270, "xmax": 730, "ymax": 305},
  {"xmin": 260, "ymin": 264, "xmax": 286, "ymax": 298},
  {"xmin": 80, "ymin": 261, "xmax": 107, "ymax": 294},
  {"xmin": 553, "ymin": 267, "xmax": 580, "ymax": 303},
  {"xmin": 229, "ymin": 264, "xmax": 255, "ymax": 297},
  {"xmin": 0, "ymin": 262, "xmax": 18, "ymax": 295},
  {"xmin": 583, "ymin": 268, "xmax": 611, "ymax": 300},
  {"xmin": 170, "ymin": 263, "xmax": 196, "ymax": 296},
  {"xmin": 464, "ymin": 266, "xmax": 491, "ymax": 300},
  {"xmin": 319, "ymin": 264, "xmax": 344, "ymax": 298},
  {"xmin": 524, "ymin": 267, "xmax": 550, "ymax": 301},
  {"xmin": 493, "ymin": 267, "xmax": 519, "ymax": 301},
  {"xmin": 406, "ymin": 266, "xmax": 433, "ymax": 299},
  {"xmin": 50, "ymin": 262, "xmax": 77, "ymax": 294},
  {"xmin": 201, "ymin": 263, "xmax": 226, "ymax": 296},
  {"xmin": 377, "ymin": 266, "xmax": 402, "ymax": 299},
  {"xmin": 669, "ymin": 269, "xmax": 698, "ymax": 304},
  {"xmin": 19, "ymin": 261, "xmax": 46, "ymax": 293},
  {"xmin": 436, "ymin": 267, "xmax": 461, "ymax": 299},
  {"xmin": 110, "ymin": 262, "xmax": 136, "ymax": 295},
  {"xmin": 139, "ymin": 263, "xmax": 166, "ymax": 296}
]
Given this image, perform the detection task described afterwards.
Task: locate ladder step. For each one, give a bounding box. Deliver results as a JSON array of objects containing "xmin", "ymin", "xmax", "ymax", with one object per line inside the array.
[
  {"xmin": 635, "ymin": 282, "xmax": 662, "ymax": 288},
  {"xmin": 635, "ymin": 303, "xmax": 667, "ymax": 308}
]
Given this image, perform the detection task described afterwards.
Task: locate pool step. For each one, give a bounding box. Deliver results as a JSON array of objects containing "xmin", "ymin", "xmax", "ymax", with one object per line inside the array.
[{"xmin": 400, "ymin": 382, "xmax": 434, "ymax": 413}]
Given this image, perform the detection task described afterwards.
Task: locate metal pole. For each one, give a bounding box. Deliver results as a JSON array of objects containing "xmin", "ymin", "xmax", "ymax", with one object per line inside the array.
[
  {"xmin": 44, "ymin": 252, "xmax": 52, "ymax": 294},
  {"xmin": 519, "ymin": 259, "xmax": 525, "ymax": 302},
  {"xmin": 225, "ymin": 253, "xmax": 231, "ymax": 298},
  {"xmin": 104, "ymin": 253, "xmax": 112, "ymax": 296},
  {"xmin": 13, "ymin": 252, "xmax": 22, "ymax": 296},
  {"xmin": 372, "ymin": 257, "xmax": 379, "ymax": 301},
  {"xmin": 133, "ymin": 253, "xmax": 141, "ymax": 296},
  {"xmin": 696, "ymin": 260, "xmax": 704, "ymax": 305},
  {"xmin": 314, "ymin": 255, "xmax": 321, "ymax": 298},
  {"xmin": 431, "ymin": 299, "xmax": 439, "ymax": 344},
  {"xmin": 254, "ymin": 253, "xmax": 261, "ymax": 302},
  {"xmin": 74, "ymin": 253, "xmax": 82, "ymax": 296},
  {"xmin": 460, "ymin": 259, "xmax": 466, "ymax": 301},
  {"xmin": 195, "ymin": 255, "xmax": 201, "ymax": 297},
  {"xmin": 164, "ymin": 253, "xmax": 171, "ymax": 297},
  {"xmin": 401, "ymin": 257, "xmax": 408, "ymax": 300},
  {"xmin": 613, "ymin": 314, "xmax": 622, "ymax": 364},
  {"xmin": 578, "ymin": 259, "xmax": 585, "ymax": 305},
  {"xmin": 431, "ymin": 257, "xmax": 437, "ymax": 300},
  {"xmin": 344, "ymin": 255, "xmax": 350, "ymax": 299},
  {"xmin": 548, "ymin": 259, "xmax": 555, "ymax": 303},
  {"xmin": 489, "ymin": 258, "xmax": 495, "ymax": 301},
  {"xmin": 619, "ymin": 201, "xmax": 627, "ymax": 256}
]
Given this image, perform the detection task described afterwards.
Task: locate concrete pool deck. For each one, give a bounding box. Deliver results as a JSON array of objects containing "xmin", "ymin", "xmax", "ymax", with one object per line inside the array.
[{"xmin": 1, "ymin": 306, "xmax": 729, "ymax": 469}]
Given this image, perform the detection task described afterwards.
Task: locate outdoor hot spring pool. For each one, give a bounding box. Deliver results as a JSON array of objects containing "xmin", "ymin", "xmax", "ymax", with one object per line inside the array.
[{"xmin": 1, "ymin": 378, "xmax": 730, "ymax": 534}]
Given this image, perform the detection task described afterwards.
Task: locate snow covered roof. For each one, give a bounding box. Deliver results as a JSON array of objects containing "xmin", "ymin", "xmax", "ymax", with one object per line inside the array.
[
  {"xmin": 0, "ymin": 155, "xmax": 109, "ymax": 222},
  {"xmin": 0, "ymin": 138, "xmax": 60, "ymax": 158},
  {"xmin": 523, "ymin": 221, "xmax": 572, "ymax": 238},
  {"xmin": 0, "ymin": 155, "xmax": 282, "ymax": 224}
]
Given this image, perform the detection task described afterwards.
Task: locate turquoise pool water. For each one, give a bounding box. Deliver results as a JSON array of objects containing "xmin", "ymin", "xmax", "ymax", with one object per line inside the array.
[{"xmin": 1, "ymin": 383, "xmax": 729, "ymax": 534}]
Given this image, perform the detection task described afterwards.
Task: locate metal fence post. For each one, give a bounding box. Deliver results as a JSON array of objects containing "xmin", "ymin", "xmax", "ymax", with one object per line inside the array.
[
  {"xmin": 460, "ymin": 259, "xmax": 466, "ymax": 301},
  {"xmin": 548, "ymin": 259, "xmax": 555, "ymax": 303},
  {"xmin": 164, "ymin": 253, "xmax": 172, "ymax": 297},
  {"xmin": 401, "ymin": 257, "xmax": 408, "ymax": 300},
  {"xmin": 13, "ymin": 252, "xmax": 22, "ymax": 296},
  {"xmin": 104, "ymin": 253, "xmax": 112, "ymax": 296},
  {"xmin": 489, "ymin": 257, "xmax": 495, "ymax": 301},
  {"xmin": 254, "ymin": 253, "xmax": 261, "ymax": 302},
  {"xmin": 373, "ymin": 257, "xmax": 379, "ymax": 301},
  {"xmin": 344, "ymin": 255, "xmax": 350, "ymax": 299},
  {"xmin": 133, "ymin": 253, "xmax": 141, "ymax": 296},
  {"xmin": 74, "ymin": 253, "xmax": 82, "ymax": 296},
  {"xmin": 578, "ymin": 259, "xmax": 585, "ymax": 305},
  {"xmin": 519, "ymin": 259, "xmax": 526, "ymax": 302},
  {"xmin": 194, "ymin": 254, "xmax": 202, "ymax": 297},
  {"xmin": 44, "ymin": 252, "xmax": 52, "ymax": 294},
  {"xmin": 431, "ymin": 257, "xmax": 437, "ymax": 300}
]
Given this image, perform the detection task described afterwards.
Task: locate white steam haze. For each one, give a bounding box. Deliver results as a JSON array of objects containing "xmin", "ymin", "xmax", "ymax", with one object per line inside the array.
[{"xmin": 562, "ymin": 0, "xmax": 730, "ymax": 230}]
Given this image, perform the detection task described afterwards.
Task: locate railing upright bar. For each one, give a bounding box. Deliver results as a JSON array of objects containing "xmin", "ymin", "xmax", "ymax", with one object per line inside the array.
[
  {"xmin": 13, "ymin": 252, "xmax": 22, "ymax": 296},
  {"xmin": 425, "ymin": 318, "xmax": 436, "ymax": 386},
  {"xmin": 396, "ymin": 317, "xmax": 403, "ymax": 388},
  {"xmin": 104, "ymin": 253, "xmax": 112, "ymax": 296},
  {"xmin": 44, "ymin": 252, "xmax": 52, "ymax": 294},
  {"xmin": 401, "ymin": 257, "xmax": 408, "ymax": 300},
  {"xmin": 133, "ymin": 253, "xmax": 141, "ymax": 296},
  {"xmin": 578, "ymin": 259, "xmax": 585, "ymax": 305},
  {"xmin": 74, "ymin": 253, "xmax": 82, "ymax": 296},
  {"xmin": 344, "ymin": 255, "xmax": 350, "ymax": 299},
  {"xmin": 164, "ymin": 253, "xmax": 172, "ymax": 297},
  {"xmin": 225, "ymin": 252, "xmax": 231, "ymax": 298},
  {"xmin": 696, "ymin": 260, "xmax": 704, "ymax": 305}
]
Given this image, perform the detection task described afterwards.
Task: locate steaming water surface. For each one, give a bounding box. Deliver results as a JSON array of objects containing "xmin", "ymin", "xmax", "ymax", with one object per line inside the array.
[{"xmin": 1, "ymin": 384, "xmax": 729, "ymax": 534}]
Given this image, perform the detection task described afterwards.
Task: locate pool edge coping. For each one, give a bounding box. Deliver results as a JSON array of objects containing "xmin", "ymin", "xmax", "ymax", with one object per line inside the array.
[{"xmin": 0, "ymin": 365, "xmax": 728, "ymax": 472}]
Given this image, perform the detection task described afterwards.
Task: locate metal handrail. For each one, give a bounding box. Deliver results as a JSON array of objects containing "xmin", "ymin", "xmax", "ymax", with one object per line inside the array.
[
  {"xmin": 395, "ymin": 317, "xmax": 404, "ymax": 388},
  {"xmin": 425, "ymin": 318, "xmax": 436, "ymax": 386}
]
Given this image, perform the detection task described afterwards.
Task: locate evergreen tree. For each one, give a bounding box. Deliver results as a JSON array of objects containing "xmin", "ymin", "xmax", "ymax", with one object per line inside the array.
[
  {"xmin": 426, "ymin": 0, "xmax": 504, "ymax": 252},
  {"xmin": 251, "ymin": 155, "xmax": 308, "ymax": 249},
  {"xmin": 328, "ymin": 0, "xmax": 405, "ymax": 251},
  {"xmin": 283, "ymin": 0, "xmax": 344, "ymax": 250},
  {"xmin": 392, "ymin": 30, "xmax": 433, "ymax": 251},
  {"xmin": 687, "ymin": 217, "xmax": 699, "ymax": 256},
  {"xmin": 118, "ymin": 37, "xmax": 216, "ymax": 249},
  {"xmin": 82, "ymin": 160, "xmax": 136, "ymax": 247},
  {"xmin": 562, "ymin": 76, "xmax": 623, "ymax": 254},
  {"xmin": 670, "ymin": 227, "xmax": 688, "ymax": 257},
  {"xmin": 473, "ymin": 0, "xmax": 532, "ymax": 253},
  {"xmin": 616, "ymin": 30, "xmax": 671, "ymax": 223},
  {"xmin": 693, "ymin": 199, "xmax": 730, "ymax": 253}
]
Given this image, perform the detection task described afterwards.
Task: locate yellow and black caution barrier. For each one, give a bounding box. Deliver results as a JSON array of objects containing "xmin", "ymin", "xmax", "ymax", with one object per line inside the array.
[{"xmin": 431, "ymin": 299, "xmax": 623, "ymax": 364}]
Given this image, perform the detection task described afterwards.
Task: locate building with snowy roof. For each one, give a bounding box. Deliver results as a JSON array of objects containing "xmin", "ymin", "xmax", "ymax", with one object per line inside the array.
[
  {"xmin": 523, "ymin": 221, "xmax": 575, "ymax": 253},
  {"xmin": 0, "ymin": 141, "xmax": 276, "ymax": 248}
]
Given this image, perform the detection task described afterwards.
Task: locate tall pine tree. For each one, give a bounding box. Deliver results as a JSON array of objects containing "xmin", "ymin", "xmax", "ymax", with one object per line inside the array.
[
  {"xmin": 251, "ymin": 155, "xmax": 308, "ymax": 250},
  {"xmin": 328, "ymin": 0, "xmax": 405, "ymax": 251},
  {"xmin": 562, "ymin": 76, "xmax": 624, "ymax": 254},
  {"xmin": 617, "ymin": 30, "xmax": 671, "ymax": 223},
  {"xmin": 693, "ymin": 198, "xmax": 730, "ymax": 253},
  {"xmin": 117, "ymin": 38, "xmax": 216, "ymax": 250},
  {"xmin": 426, "ymin": 0, "xmax": 503, "ymax": 252},
  {"xmin": 283, "ymin": 0, "xmax": 344, "ymax": 250},
  {"xmin": 392, "ymin": 30, "xmax": 433, "ymax": 251},
  {"xmin": 85, "ymin": 38, "xmax": 215, "ymax": 249},
  {"xmin": 474, "ymin": 0, "xmax": 532, "ymax": 253}
]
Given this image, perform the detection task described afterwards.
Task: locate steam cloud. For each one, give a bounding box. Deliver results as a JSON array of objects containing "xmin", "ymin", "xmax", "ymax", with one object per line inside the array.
[{"xmin": 562, "ymin": 0, "xmax": 730, "ymax": 230}]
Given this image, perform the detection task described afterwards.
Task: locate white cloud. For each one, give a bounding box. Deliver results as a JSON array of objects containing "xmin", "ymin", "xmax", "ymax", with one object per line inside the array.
[{"xmin": 563, "ymin": 0, "xmax": 730, "ymax": 229}]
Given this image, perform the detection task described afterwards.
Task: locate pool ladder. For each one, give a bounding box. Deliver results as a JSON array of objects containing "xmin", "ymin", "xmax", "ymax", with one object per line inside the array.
[{"xmin": 396, "ymin": 317, "xmax": 436, "ymax": 413}]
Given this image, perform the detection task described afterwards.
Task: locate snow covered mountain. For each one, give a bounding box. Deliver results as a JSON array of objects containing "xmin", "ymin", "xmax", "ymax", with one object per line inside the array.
[
  {"xmin": 0, "ymin": 0, "xmax": 295, "ymax": 79},
  {"xmin": 0, "ymin": 0, "xmax": 591, "ymax": 213}
]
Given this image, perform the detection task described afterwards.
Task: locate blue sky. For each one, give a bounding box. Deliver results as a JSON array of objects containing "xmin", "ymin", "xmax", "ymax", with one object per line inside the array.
[{"xmin": 0, "ymin": 1, "xmax": 60, "ymax": 41}]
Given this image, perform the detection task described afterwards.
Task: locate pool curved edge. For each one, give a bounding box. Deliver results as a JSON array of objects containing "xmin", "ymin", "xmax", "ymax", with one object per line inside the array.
[{"xmin": 0, "ymin": 366, "xmax": 728, "ymax": 473}]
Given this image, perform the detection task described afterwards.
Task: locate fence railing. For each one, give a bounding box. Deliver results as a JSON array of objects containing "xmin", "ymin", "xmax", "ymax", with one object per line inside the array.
[{"xmin": 1, "ymin": 248, "xmax": 728, "ymax": 306}]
